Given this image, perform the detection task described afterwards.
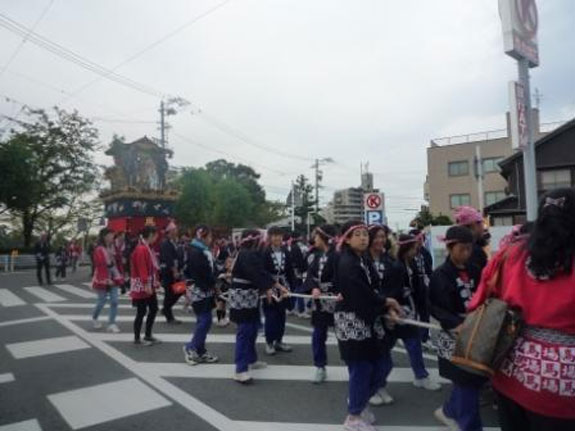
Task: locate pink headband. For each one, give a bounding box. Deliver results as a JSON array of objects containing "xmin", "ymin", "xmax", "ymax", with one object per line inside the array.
[
  {"xmin": 316, "ymin": 227, "xmax": 334, "ymax": 239},
  {"xmin": 398, "ymin": 237, "xmax": 419, "ymax": 246},
  {"xmin": 454, "ymin": 206, "xmax": 483, "ymax": 225},
  {"xmin": 336, "ymin": 224, "xmax": 367, "ymax": 251}
]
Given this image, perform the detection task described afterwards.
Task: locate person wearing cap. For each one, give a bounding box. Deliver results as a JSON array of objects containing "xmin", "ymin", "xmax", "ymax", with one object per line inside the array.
[
  {"xmin": 91, "ymin": 227, "xmax": 124, "ymax": 333},
  {"xmin": 454, "ymin": 206, "xmax": 488, "ymax": 279},
  {"xmin": 429, "ymin": 226, "xmax": 485, "ymax": 431},
  {"xmin": 262, "ymin": 226, "xmax": 297, "ymax": 355},
  {"xmin": 334, "ymin": 220, "xmax": 402, "ymax": 431},
  {"xmin": 229, "ymin": 229, "xmax": 288, "ymax": 384},
  {"xmin": 303, "ymin": 224, "xmax": 338, "ymax": 384},
  {"xmin": 160, "ymin": 221, "xmax": 183, "ymax": 324}
]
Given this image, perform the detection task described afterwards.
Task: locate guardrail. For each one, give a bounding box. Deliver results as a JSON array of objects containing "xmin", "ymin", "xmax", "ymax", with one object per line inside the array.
[{"xmin": 0, "ymin": 254, "xmax": 89, "ymax": 272}]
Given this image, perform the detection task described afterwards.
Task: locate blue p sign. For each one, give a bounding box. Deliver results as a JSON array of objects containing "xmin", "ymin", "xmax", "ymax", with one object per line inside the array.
[{"xmin": 365, "ymin": 211, "xmax": 383, "ymax": 225}]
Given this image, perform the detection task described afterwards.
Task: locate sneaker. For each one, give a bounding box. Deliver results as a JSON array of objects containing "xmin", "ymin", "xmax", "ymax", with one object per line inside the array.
[
  {"xmin": 297, "ymin": 312, "xmax": 311, "ymax": 319},
  {"xmin": 134, "ymin": 338, "xmax": 142, "ymax": 345},
  {"xmin": 275, "ymin": 342, "xmax": 293, "ymax": 353},
  {"xmin": 422, "ymin": 340, "xmax": 436, "ymax": 353},
  {"xmin": 265, "ymin": 343, "xmax": 276, "ymax": 355},
  {"xmin": 107, "ymin": 324, "xmax": 120, "ymax": 333},
  {"xmin": 433, "ymin": 407, "xmax": 458, "ymax": 431},
  {"xmin": 200, "ymin": 352, "xmax": 219, "ymax": 363},
  {"xmin": 92, "ymin": 319, "xmax": 102, "ymax": 329},
  {"xmin": 343, "ymin": 415, "xmax": 377, "ymax": 431},
  {"xmin": 313, "ymin": 367, "xmax": 327, "ymax": 384},
  {"xmin": 215, "ymin": 318, "xmax": 230, "ymax": 327},
  {"xmin": 143, "ymin": 336, "xmax": 161, "ymax": 346},
  {"xmin": 233, "ymin": 372, "xmax": 253, "ymax": 384},
  {"xmin": 249, "ymin": 361, "xmax": 267, "ymax": 370},
  {"xmin": 414, "ymin": 377, "xmax": 441, "ymax": 391},
  {"xmin": 360, "ymin": 407, "xmax": 376, "ymax": 425},
  {"xmin": 286, "ymin": 309, "xmax": 295, "ymax": 316},
  {"xmin": 369, "ymin": 388, "xmax": 394, "ymax": 406},
  {"xmin": 183, "ymin": 347, "xmax": 203, "ymax": 365}
]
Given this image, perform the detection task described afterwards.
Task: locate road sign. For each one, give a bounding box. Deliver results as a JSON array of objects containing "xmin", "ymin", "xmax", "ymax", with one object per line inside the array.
[
  {"xmin": 509, "ymin": 80, "xmax": 528, "ymax": 150},
  {"xmin": 499, "ymin": 0, "xmax": 539, "ymax": 67},
  {"xmin": 364, "ymin": 193, "xmax": 383, "ymax": 211},
  {"xmin": 365, "ymin": 210, "xmax": 383, "ymax": 225}
]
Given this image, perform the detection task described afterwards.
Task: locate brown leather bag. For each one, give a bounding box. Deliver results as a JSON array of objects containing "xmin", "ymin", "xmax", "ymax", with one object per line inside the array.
[{"xmin": 450, "ymin": 251, "xmax": 523, "ymax": 377}]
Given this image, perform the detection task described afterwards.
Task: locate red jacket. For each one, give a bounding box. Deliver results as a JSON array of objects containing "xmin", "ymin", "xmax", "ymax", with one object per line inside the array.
[
  {"xmin": 469, "ymin": 243, "xmax": 575, "ymax": 419},
  {"xmin": 130, "ymin": 242, "xmax": 159, "ymax": 300},
  {"xmin": 92, "ymin": 245, "xmax": 123, "ymax": 289}
]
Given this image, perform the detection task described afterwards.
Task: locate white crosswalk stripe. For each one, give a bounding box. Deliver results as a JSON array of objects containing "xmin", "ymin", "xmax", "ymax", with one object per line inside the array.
[
  {"xmin": 236, "ymin": 422, "xmax": 500, "ymax": 431},
  {"xmin": 6, "ymin": 335, "xmax": 90, "ymax": 359},
  {"xmin": 24, "ymin": 286, "xmax": 67, "ymax": 302},
  {"xmin": 0, "ymin": 372, "xmax": 15, "ymax": 384},
  {"xmin": 0, "ymin": 419, "xmax": 42, "ymax": 431},
  {"xmin": 53, "ymin": 284, "xmax": 96, "ymax": 299},
  {"xmin": 0, "ymin": 289, "xmax": 26, "ymax": 307}
]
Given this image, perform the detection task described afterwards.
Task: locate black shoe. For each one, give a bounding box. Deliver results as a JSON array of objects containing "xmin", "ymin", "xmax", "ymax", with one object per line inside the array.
[{"xmin": 143, "ymin": 336, "xmax": 161, "ymax": 346}]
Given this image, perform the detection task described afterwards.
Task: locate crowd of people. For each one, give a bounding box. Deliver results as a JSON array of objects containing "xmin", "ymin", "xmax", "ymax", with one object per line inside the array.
[
  {"xmin": 84, "ymin": 188, "xmax": 574, "ymax": 431},
  {"xmin": 33, "ymin": 236, "xmax": 82, "ymax": 285}
]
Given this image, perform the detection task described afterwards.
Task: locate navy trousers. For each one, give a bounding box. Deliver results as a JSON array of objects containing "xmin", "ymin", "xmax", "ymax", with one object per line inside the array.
[
  {"xmin": 381, "ymin": 335, "xmax": 429, "ymax": 387},
  {"xmin": 263, "ymin": 303, "xmax": 286, "ymax": 345},
  {"xmin": 346, "ymin": 356, "xmax": 386, "ymax": 416},
  {"xmin": 185, "ymin": 310, "xmax": 212, "ymax": 355},
  {"xmin": 235, "ymin": 321, "xmax": 259, "ymax": 373},
  {"xmin": 312, "ymin": 323, "xmax": 329, "ymax": 368},
  {"xmin": 444, "ymin": 384, "xmax": 482, "ymax": 431}
]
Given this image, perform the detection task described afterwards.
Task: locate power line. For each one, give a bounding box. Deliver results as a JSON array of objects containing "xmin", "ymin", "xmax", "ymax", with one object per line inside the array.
[
  {"xmin": 0, "ymin": 12, "xmax": 163, "ymax": 98},
  {"xmin": 0, "ymin": 0, "xmax": 54, "ymax": 79},
  {"xmin": 59, "ymin": 0, "xmax": 233, "ymax": 105}
]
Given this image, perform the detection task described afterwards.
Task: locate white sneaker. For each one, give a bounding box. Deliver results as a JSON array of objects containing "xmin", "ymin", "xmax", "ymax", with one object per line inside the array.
[
  {"xmin": 434, "ymin": 407, "xmax": 458, "ymax": 431},
  {"xmin": 369, "ymin": 388, "xmax": 394, "ymax": 406},
  {"xmin": 233, "ymin": 372, "xmax": 253, "ymax": 384},
  {"xmin": 216, "ymin": 318, "xmax": 230, "ymax": 327},
  {"xmin": 107, "ymin": 324, "xmax": 120, "ymax": 333},
  {"xmin": 92, "ymin": 319, "xmax": 102, "ymax": 329},
  {"xmin": 414, "ymin": 377, "xmax": 442, "ymax": 391},
  {"xmin": 297, "ymin": 312, "xmax": 311, "ymax": 319},
  {"xmin": 265, "ymin": 343, "xmax": 276, "ymax": 355},
  {"xmin": 360, "ymin": 407, "xmax": 376, "ymax": 425},
  {"xmin": 343, "ymin": 415, "xmax": 377, "ymax": 431},
  {"xmin": 313, "ymin": 367, "xmax": 327, "ymax": 384},
  {"xmin": 275, "ymin": 342, "xmax": 293, "ymax": 352},
  {"xmin": 249, "ymin": 361, "xmax": 267, "ymax": 370}
]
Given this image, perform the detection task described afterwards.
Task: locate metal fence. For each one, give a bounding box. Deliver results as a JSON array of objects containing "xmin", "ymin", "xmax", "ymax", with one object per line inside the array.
[{"xmin": 0, "ymin": 254, "xmax": 88, "ymax": 272}]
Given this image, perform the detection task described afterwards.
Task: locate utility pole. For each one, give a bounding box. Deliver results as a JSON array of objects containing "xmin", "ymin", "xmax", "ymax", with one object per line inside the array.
[
  {"xmin": 159, "ymin": 100, "xmax": 166, "ymax": 148},
  {"xmin": 291, "ymin": 180, "xmax": 296, "ymax": 232},
  {"xmin": 475, "ymin": 146, "xmax": 485, "ymax": 213},
  {"xmin": 312, "ymin": 157, "xmax": 334, "ymax": 215}
]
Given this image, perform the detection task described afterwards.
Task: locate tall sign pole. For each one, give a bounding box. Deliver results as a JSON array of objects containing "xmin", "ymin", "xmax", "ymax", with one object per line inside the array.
[{"xmin": 499, "ymin": 0, "xmax": 539, "ymax": 221}]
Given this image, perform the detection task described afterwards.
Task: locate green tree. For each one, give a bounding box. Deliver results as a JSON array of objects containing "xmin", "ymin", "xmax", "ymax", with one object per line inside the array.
[
  {"xmin": 0, "ymin": 108, "xmax": 100, "ymax": 247},
  {"xmin": 174, "ymin": 169, "xmax": 214, "ymax": 229},
  {"xmin": 293, "ymin": 174, "xmax": 315, "ymax": 232},
  {"xmin": 212, "ymin": 179, "xmax": 253, "ymax": 227},
  {"xmin": 412, "ymin": 207, "xmax": 453, "ymax": 227}
]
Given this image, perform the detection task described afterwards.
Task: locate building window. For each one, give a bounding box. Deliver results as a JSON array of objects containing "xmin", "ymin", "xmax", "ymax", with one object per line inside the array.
[
  {"xmin": 448, "ymin": 160, "xmax": 469, "ymax": 177},
  {"xmin": 540, "ymin": 169, "xmax": 572, "ymax": 191},
  {"xmin": 485, "ymin": 191, "xmax": 506, "ymax": 206},
  {"xmin": 493, "ymin": 216, "xmax": 514, "ymax": 226},
  {"xmin": 483, "ymin": 157, "xmax": 504, "ymax": 173},
  {"xmin": 450, "ymin": 193, "xmax": 471, "ymax": 209}
]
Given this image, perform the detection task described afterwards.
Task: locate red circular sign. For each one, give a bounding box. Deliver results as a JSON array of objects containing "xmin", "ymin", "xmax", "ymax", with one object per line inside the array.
[{"xmin": 366, "ymin": 194, "xmax": 381, "ymax": 209}]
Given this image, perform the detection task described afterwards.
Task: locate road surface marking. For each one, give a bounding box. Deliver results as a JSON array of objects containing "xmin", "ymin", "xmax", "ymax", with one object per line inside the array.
[
  {"xmin": 24, "ymin": 287, "xmax": 66, "ymax": 303},
  {"xmin": 37, "ymin": 304, "xmax": 241, "ymax": 431},
  {"xmin": 6, "ymin": 335, "xmax": 90, "ymax": 359},
  {"xmin": 0, "ymin": 420, "xmax": 42, "ymax": 431},
  {"xmin": 235, "ymin": 422, "xmax": 500, "ymax": 431},
  {"xmin": 0, "ymin": 316, "xmax": 52, "ymax": 328},
  {"xmin": 54, "ymin": 284, "xmax": 96, "ymax": 299},
  {"xmin": 138, "ymin": 362, "xmax": 448, "ymax": 383},
  {"xmin": 0, "ymin": 289, "xmax": 26, "ymax": 307},
  {"xmin": 0, "ymin": 372, "xmax": 15, "ymax": 384},
  {"xmin": 47, "ymin": 377, "xmax": 171, "ymax": 430}
]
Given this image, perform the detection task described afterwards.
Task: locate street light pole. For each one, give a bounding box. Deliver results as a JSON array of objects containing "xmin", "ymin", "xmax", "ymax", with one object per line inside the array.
[{"xmin": 518, "ymin": 58, "xmax": 538, "ymax": 220}]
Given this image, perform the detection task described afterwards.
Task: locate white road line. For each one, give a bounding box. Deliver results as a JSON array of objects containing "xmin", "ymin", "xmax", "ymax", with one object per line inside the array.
[
  {"xmin": 0, "ymin": 419, "xmax": 42, "ymax": 431},
  {"xmin": 81, "ymin": 282, "xmax": 92, "ymax": 288},
  {"xmin": 44, "ymin": 303, "xmax": 133, "ymax": 309},
  {"xmin": 139, "ymin": 363, "xmax": 449, "ymax": 383},
  {"xmin": 0, "ymin": 372, "xmax": 15, "ymax": 384},
  {"xmin": 36, "ymin": 304, "xmax": 241, "ymax": 431},
  {"xmin": 235, "ymin": 422, "xmax": 500, "ymax": 431},
  {"xmin": 6, "ymin": 335, "xmax": 91, "ymax": 359},
  {"xmin": 0, "ymin": 289, "xmax": 26, "ymax": 307},
  {"xmin": 91, "ymin": 332, "xmax": 332, "ymax": 345},
  {"xmin": 24, "ymin": 286, "xmax": 66, "ymax": 303},
  {"xmin": 47, "ymin": 377, "xmax": 171, "ymax": 430},
  {"xmin": 54, "ymin": 284, "xmax": 96, "ymax": 299},
  {"xmin": 0, "ymin": 316, "xmax": 52, "ymax": 328}
]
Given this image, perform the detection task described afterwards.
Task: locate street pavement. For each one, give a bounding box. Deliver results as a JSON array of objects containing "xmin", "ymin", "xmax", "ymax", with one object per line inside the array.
[{"xmin": 0, "ymin": 268, "xmax": 501, "ymax": 431}]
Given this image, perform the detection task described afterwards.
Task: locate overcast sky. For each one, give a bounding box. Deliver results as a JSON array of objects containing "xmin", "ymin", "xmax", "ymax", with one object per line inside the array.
[{"xmin": 0, "ymin": 0, "xmax": 573, "ymax": 229}]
